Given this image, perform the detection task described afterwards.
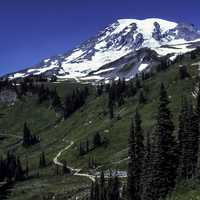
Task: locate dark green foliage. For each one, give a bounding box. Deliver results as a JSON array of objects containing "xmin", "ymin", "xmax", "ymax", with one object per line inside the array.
[
  {"xmin": 142, "ymin": 131, "xmax": 152, "ymax": 200},
  {"xmin": 79, "ymin": 142, "xmax": 85, "ymax": 156},
  {"xmin": 37, "ymin": 84, "xmax": 50, "ymax": 103},
  {"xmin": 108, "ymin": 98, "xmax": 114, "ymax": 119},
  {"xmin": 90, "ymin": 172, "xmax": 121, "ymax": 200},
  {"xmin": 135, "ymin": 74, "xmax": 141, "ymax": 89},
  {"xmin": 23, "ymin": 122, "xmax": 39, "ymax": 147},
  {"xmin": 39, "ymin": 152, "xmax": 46, "ymax": 168},
  {"xmin": 150, "ymin": 83, "xmax": 178, "ymax": 199},
  {"xmin": 97, "ymin": 84, "xmax": 104, "ymax": 96},
  {"xmin": 127, "ymin": 111, "xmax": 144, "ymax": 200},
  {"xmin": 64, "ymin": 87, "xmax": 89, "ymax": 119},
  {"xmin": 50, "ymin": 89, "xmax": 62, "ymax": 109},
  {"xmin": 62, "ymin": 160, "xmax": 70, "ymax": 174},
  {"xmin": 138, "ymin": 90, "xmax": 146, "ymax": 104},
  {"xmin": 0, "ymin": 152, "xmax": 25, "ymax": 182},
  {"xmin": 179, "ymin": 65, "xmax": 190, "ymax": 80},
  {"xmin": 93, "ymin": 132, "xmax": 102, "ymax": 147},
  {"xmin": 177, "ymin": 94, "xmax": 199, "ymax": 180}
]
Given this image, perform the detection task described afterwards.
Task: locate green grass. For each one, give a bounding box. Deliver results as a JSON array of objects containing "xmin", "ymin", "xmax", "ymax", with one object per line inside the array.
[{"xmin": 1, "ymin": 56, "xmax": 200, "ymax": 199}]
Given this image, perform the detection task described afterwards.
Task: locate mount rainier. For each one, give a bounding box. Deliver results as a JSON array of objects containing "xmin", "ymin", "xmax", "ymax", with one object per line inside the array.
[{"xmin": 6, "ymin": 18, "xmax": 200, "ymax": 82}]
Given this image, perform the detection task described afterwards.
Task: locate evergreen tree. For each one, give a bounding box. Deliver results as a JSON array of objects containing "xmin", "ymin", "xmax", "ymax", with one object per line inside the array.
[
  {"xmin": 179, "ymin": 65, "xmax": 190, "ymax": 80},
  {"xmin": 62, "ymin": 160, "xmax": 70, "ymax": 175},
  {"xmin": 23, "ymin": 122, "xmax": 31, "ymax": 146},
  {"xmin": 51, "ymin": 89, "xmax": 62, "ymax": 109},
  {"xmin": 151, "ymin": 83, "xmax": 178, "ymax": 200},
  {"xmin": 94, "ymin": 177, "xmax": 100, "ymax": 200},
  {"xmin": 86, "ymin": 139, "xmax": 90, "ymax": 153},
  {"xmin": 135, "ymin": 74, "xmax": 141, "ymax": 90},
  {"xmin": 110, "ymin": 175, "xmax": 120, "ymax": 200},
  {"xmin": 138, "ymin": 90, "xmax": 146, "ymax": 104},
  {"xmin": 108, "ymin": 86, "xmax": 115, "ymax": 119},
  {"xmin": 100, "ymin": 170, "xmax": 106, "ymax": 200},
  {"xmin": 142, "ymin": 131, "xmax": 152, "ymax": 200},
  {"xmin": 93, "ymin": 132, "xmax": 102, "ymax": 147},
  {"xmin": 127, "ymin": 119, "xmax": 137, "ymax": 200},
  {"xmin": 79, "ymin": 142, "xmax": 85, "ymax": 156},
  {"xmin": 178, "ymin": 99, "xmax": 199, "ymax": 179},
  {"xmin": 39, "ymin": 151, "xmax": 46, "ymax": 168},
  {"xmin": 90, "ymin": 181, "xmax": 95, "ymax": 200}
]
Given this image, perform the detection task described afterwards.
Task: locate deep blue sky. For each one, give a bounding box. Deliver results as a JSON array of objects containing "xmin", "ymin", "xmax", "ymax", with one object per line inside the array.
[{"xmin": 0, "ymin": 0, "xmax": 200, "ymax": 75}]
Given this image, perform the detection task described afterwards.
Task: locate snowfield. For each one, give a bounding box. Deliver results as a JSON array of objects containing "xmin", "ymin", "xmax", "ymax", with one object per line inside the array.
[{"xmin": 7, "ymin": 18, "xmax": 200, "ymax": 81}]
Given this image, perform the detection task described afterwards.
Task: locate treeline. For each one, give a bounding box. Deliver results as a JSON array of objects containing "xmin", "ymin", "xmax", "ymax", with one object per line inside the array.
[
  {"xmin": 96, "ymin": 54, "xmax": 193, "ymax": 120},
  {"xmin": 1, "ymin": 76, "xmax": 90, "ymax": 118}
]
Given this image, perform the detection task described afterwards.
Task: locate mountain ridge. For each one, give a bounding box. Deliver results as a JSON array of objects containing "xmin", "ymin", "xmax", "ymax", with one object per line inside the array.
[{"xmin": 4, "ymin": 18, "xmax": 200, "ymax": 82}]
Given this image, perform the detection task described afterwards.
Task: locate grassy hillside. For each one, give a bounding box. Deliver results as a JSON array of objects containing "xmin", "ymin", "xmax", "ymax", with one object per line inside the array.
[{"xmin": 0, "ymin": 54, "xmax": 200, "ymax": 199}]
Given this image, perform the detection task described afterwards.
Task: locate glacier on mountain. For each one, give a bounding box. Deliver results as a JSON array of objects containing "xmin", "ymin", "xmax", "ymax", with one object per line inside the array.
[{"xmin": 7, "ymin": 18, "xmax": 200, "ymax": 81}]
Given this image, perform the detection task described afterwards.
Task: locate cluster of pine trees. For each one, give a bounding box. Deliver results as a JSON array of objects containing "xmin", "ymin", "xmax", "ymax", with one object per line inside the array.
[
  {"xmin": 22, "ymin": 122, "xmax": 40, "ymax": 147},
  {"xmin": 127, "ymin": 83, "xmax": 200, "ymax": 200},
  {"xmin": 89, "ymin": 171, "xmax": 124, "ymax": 200},
  {"xmin": 96, "ymin": 76, "xmax": 145, "ymax": 119},
  {"xmin": 64, "ymin": 87, "xmax": 89, "ymax": 119},
  {"xmin": 89, "ymin": 81, "xmax": 200, "ymax": 200},
  {"xmin": 0, "ymin": 152, "xmax": 26, "ymax": 182}
]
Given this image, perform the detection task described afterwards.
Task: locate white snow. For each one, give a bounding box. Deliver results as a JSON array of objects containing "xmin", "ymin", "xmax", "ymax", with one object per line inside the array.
[
  {"xmin": 93, "ymin": 67, "xmax": 115, "ymax": 75},
  {"xmin": 80, "ymin": 75, "xmax": 104, "ymax": 81},
  {"xmin": 9, "ymin": 18, "xmax": 200, "ymax": 81},
  {"xmin": 9, "ymin": 72, "xmax": 26, "ymax": 79},
  {"xmin": 61, "ymin": 47, "xmax": 131, "ymax": 77},
  {"xmin": 95, "ymin": 40, "xmax": 107, "ymax": 50},
  {"xmin": 138, "ymin": 63, "xmax": 149, "ymax": 72},
  {"xmin": 44, "ymin": 59, "xmax": 50, "ymax": 63},
  {"xmin": 64, "ymin": 49, "xmax": 85, "ymax": 62},
  {"xmin": 27, "ymin": 62, "xmax": 59, "ymax": 75}
]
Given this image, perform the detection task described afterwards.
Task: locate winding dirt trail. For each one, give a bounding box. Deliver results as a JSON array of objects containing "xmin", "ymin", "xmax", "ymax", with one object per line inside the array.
[{"xmin": 53, "ymin": 140, "xmax": 95, "ymax": 182}]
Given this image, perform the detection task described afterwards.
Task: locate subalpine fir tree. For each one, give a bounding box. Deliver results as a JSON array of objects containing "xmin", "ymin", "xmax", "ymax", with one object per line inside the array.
[
  {"xmin": 135, "ymin": 74, "xmax": 141, "ymax": 90},
  {"xmin": 127, "ymin": 119, "xmax": 137, "ymax": 200},
  {"xmin": 196, "ymin": 83, "xmax": 200, "ymax": 178},
  {"xmin": 179, "ymin": 65, "xmax": 190, "ymax": 80},
  {"xmin": 134, "ymin": 111, "xmax": 144, "ymax": 200},
  {"xmin": 178, "ymin": 101, "xmax": 199, "ymax": 179},
  {"xmin": 177, "ymin": 98, "xmax": 189, "ymax": 179},
  {"xmin": 142, "ymin": 131, "xmax": 152, "ymax": 200},
  {"xmin": 100, "ymin": 170, "xmax": 106, "ymax": 200},
  {"xmin": 94, "ymin": 177, "xmax": 100, "ymax": 200},
  {"xmin": 151, "ymin": 83, "xmax": 178, "ymax": 200},
  {"xmin": 90, "ymin": 181, "xmax": 95, "ymax": 200},
  {"xmin": 39, "ymin": 151, "xmax": 46, "ymax": 168},
  {"xmin": 139, "ymin": 90, "xmax": 146, "ymax": 104},
  {"xmin": 23, "ymin": 122, "xmax": 31, "ymax": 146}
]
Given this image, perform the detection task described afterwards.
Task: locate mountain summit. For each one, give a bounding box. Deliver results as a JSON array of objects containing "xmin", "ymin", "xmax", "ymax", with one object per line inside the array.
[{"xmin": 7, "ymin": 18, "xmax": 200, "ymax": 81}]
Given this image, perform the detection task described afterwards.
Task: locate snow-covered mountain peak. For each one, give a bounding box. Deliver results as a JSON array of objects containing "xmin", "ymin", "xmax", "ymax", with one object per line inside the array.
[{"xmin": 6, "ymin": 18, "xmax": 200, "ymax": 82}]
